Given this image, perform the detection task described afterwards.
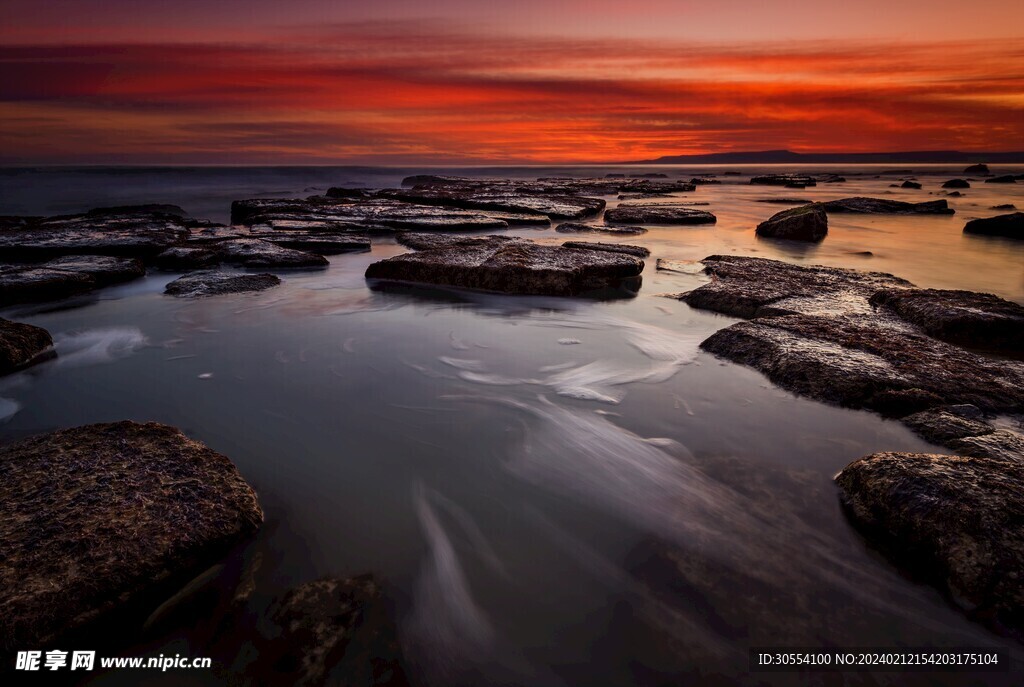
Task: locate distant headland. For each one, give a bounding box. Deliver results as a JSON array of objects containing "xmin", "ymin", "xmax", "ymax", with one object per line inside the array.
[{"xmin": 625, "ymin": 150, "xmax": 1024, "ymax": 165}]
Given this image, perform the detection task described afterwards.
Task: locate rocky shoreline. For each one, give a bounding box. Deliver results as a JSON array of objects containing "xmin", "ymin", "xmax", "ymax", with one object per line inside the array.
[{"xmin": 1, "ymin": 169, "xmax": 1022, "ymax": 673}]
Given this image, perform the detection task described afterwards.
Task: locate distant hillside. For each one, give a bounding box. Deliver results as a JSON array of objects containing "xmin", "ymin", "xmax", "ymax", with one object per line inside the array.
[{"xmin": 626, "ymin": 150, "xmax": 1024, "ymax": 165}]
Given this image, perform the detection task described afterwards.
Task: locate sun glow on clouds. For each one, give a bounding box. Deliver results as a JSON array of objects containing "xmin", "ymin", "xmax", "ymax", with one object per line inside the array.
[{"xmin": 1, "ymin": 16, "xmax": 1022, "ymax": 163}]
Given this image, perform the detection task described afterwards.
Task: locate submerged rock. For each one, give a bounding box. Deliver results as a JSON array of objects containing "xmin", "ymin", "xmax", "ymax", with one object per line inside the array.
[
  {"xmin": 250, "ymin": 575, "xmax": 408, "ymax": 686},
  {"xmin": 869, "ymin": 287, "xmax": 1024, "ymax": 353},
  {"xmin": 366, "ymin": 235, "xmax": 643, "ymax": 297},
  {"xmin": 604, "ymin": 206, "xmax": 716, "ymax": 225},
  {"xmin": 755, "ymin": 204, "xmax": 828, "ymax": 242},
  {"xmin": 0, "ymin": 421, "xmax": 263, "ymax": 650},
  {"xmin": 820, "ymin": 197, "xmax": 953, "ymax": 215},
  {"xmin": 963, "ymin": 212, "xmax": 1024, "ymax": 239},
  {"xmin": 836, "ymin": 452, "xmax": 1024, "ymax": 634},
  {"xmin": 942, "ymin": 179, "xmax": 971, "ymax": 189},
  {"xmin": 165, "ymin": 271, "xmax": 282, "ymax": 297},
  {"xmin": 0, "ymin": 256, "xmax": 145, "ymax": 305},
  {"xmin": 561, "ymin": 241, "xmax": 650, "ymax": 257},
  {"xmin": 0, "ymin": 318, "xmax": 53, "ymax": 375},
  {"xmin": 555, "ymin": 222, "xmax": 647, "ymax": 235}
]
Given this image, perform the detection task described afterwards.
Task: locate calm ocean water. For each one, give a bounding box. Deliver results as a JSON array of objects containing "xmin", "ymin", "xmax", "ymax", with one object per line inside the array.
[{"xmin": 1, "ymin": 165, "xmax": 1022, "ymax": 685}]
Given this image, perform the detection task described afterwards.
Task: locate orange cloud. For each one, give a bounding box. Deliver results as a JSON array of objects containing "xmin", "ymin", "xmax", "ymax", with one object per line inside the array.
[{"xmin": 1, "ymin": 24, "xmax": 1021, "ymax": 163}]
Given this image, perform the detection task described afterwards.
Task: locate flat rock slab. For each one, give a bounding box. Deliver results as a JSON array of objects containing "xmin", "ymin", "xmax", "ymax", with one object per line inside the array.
[
  {"xmin": 555, "ymin": 222, "xmax": 647, "ymax": 235},
  {"xmin": 155, "ymin": 246, "xmax": 225, "ymax": 271},
  {"xmin": 367, "ymin": 235, "xmax": 643, "ymax": 297},
  {"xmin": 963, "ymin": 212, "xmax": 1023, "ymax": 239},
  {"xmin": 0, "ymin": 209, "xmax": 191, "ymax": 260},
  {"xmin": 750, "ymin": 175, "xmax": 817, "ymax": 187},
  {"xmin": 561, "ymin": 241, "xmax": 650, "ymax": 257},
  {"xmin": 249, "ymin": 575, "xmax": 408, "ymax": 686},
  {"xmin": 679, "ymin": 255, "xmax": 910, "ymax": 319},
  {"xmin": 870, "ymin": 287, "xmax": 1024, "ymax": 354},
  {"xmin": 219, "ymin": 239, "xmax": 328, "ymax": 269},
  {"xmin": 165, "ymin": 272, "xmax": 282, "ymax": 297},
  {"xmin": 249, "ymin": 232, "xmax": 371, "ymax": 255},
  {"xmin": 0, "ymin": 318, "xmax": 53, "ymax": 375},
  {"xmin": 755, "ymin": 204, "xmax": 828, "ymax": 242},
  {"xmin": 820, "ymin": 197, "xmax": 953, "ymax": 215},
  {"xmin": 604, "ymin": 206, "xmax": 716, "ymax": 225},
  {"xmin": 380, "ymin": 187, "xmax": 603, "ymax": 220},
  {"xmin": 0, "ymin": 256, "xmax": 145, "ymax": 306},
  {"xmin": 232, "ymin": 197, "xmax": 512, "ymax": 232},
  {"xmin": 0, "ymin": 421, "xmax": 263, "ymax": 649},
  {"xmin": 836, "ymin": 452, "xmax": 1024, "ymax": 634},
  {"xmin": 681, "ymin": 255, "xmax": 1024, "ymax": 438}
]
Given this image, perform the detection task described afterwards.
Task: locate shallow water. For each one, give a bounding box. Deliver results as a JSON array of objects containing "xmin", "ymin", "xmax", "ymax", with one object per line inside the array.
[{"xmin": 2, "ymin": 165, "xmax": 1023, "ymax": 685}]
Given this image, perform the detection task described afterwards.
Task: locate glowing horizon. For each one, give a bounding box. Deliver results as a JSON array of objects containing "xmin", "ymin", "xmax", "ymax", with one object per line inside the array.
[{"xmin": 2, "ymin": 1, "xmax": 1022, "ymax": 164}]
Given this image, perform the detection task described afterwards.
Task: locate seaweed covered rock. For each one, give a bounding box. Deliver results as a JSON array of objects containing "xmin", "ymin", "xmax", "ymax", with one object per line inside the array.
[
  {"xmin": 836, "ymin": 452, "xmax": 1024, "ymax": 634},
  {"xmin": 755, "ymin": 204, "xmax": 828, "ymax": 242},
  {"xmin": 0, "ymin": 421, "xmax": 263, "ymax": 650},
  {"xmin": 0, "ymin": 318, "xmax": 53, "ymax": 375},
  {"xmin": 367, "ymin": 235, "xmax": 643, "ymax": 297}
]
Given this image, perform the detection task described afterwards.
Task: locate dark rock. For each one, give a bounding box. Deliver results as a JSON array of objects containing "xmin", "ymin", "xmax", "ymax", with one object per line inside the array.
[
  {"xmin": 985, "ymin": 175, "xmax": 1017, "ymax": 184},
  {"xmin": 835, "ymin": 452, "xmax": 1024, "ymax": 634},
  {"xmin": 755, "ymin": 204, "xmax": 828, "ymax": 242},
  {"xmin": 992, "ymin": 204, "xmax": 1017, "ymax": 210},
  {"xmin": 232, "ymin": 197, "xmax": 512, "ymax": 232},
  {"xmin": 378, "ymin": 187, "xmax": 602, "ymax": 220},
  {"xmin": 0, "ymin": 421, "xmax": 263, "ymax": 650},
  {"xmin": 0, "ymin": 318, "xmax": 53, "ymax": 375},
  {"xmin": 681, "ymin": 256, "xmax": 1024, "ymax": 418},
  {"xmin": 689, "ymin": 178, "xmax": 721, "ymax": 185},
  {"xmin": 617, "ymin": 193, "xmax": 674, "ymax": 200},
  {"xmin": 165, "ymin": 272, "xmax": 282, "ymax": 297},
  {"xmin": 902, "ymin": 406, "xmax": 994, "ymax": 444},
  {"xmin": 820, "ymin": 197, "xmax": 953, "ymax": 215},
  {"xmin": 555, "ymin": 222, "xmax": 647, "ymax": 235},
  {"xmin": 869, "ymin": 287, "xmax": 1024, "ymax": 353},
  {"xmin": 963, "ymin": 212, "xmax": 1024, "ymax": 239},
  {"xmin": 604, "ymin": 173, "xmax": 626, "ymax": 178},
  {"xmin": 785, "ymin": 182, "xmax": 807, "ymax": 189},
  {"xmin": 0, "ymin": 209, "xmax": 190, "ymax": 260},
  {"xmin": 750, "ymin": 175, "xmax": 817, "ymax": 187},
  {"xmin": 946, "ymin": 191, "xmax": 963, "ymax": 197},
  {"xmin": 155, "ymin": 246, "xmax": 225, "ymax": 271},
  {"xmin": 251, "ymin": 232, "xmax": 371, "ymax": 255},
  {"xmin": 366, "ymin": 235, "xmax": 643, "ymax": 297},
  {"xmin": 963, "ymin": 164, "xmax": 989, "ymax": 174},
  {"xmin": 604, "ymin": 206, "xmax": 716, "ymax": 225},
  {"xmin": 942, "ymin": 179, "xmax": 971, "ymax": 189},
  {"xmin": 0, "ymin": 256, "xmax": 145, "ymax": 305},
  {"xmin": 250, "ymin": 575, "xmax": 408, "ymax": 686},
  {"xmin": 561, "ymin": 241, "xmax": 650, "ymax": 257},
  {"xmin": 393, "ymin": 233, "xmax": 518, "ymax": 251},
  {"xmin": 949, "ymin": 430, "xmax": 1024, "ymax": 463},
  {"xmin": 756, "ymin": 198, "xmax": 813, "ymax": 205},
  {"xmin": 900, "ymin": 180, "xmax": 922, "ymax": 189},
  {"xmin": 679, "ymin": 255, "xmax": 910, "ymax": 320},
  {"xmin": 220, "ymin": 239, "xmax": 329, "ymax": 269},
  {"xmin": 631, "ymin": 173, "xmax": 668, "ymax": 178}
]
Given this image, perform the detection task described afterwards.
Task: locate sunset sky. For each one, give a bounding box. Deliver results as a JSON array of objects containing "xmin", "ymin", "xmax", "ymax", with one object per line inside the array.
[{"xmin": 2, "ymin": 0, "xmax": 1022, "ymax": 164}]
